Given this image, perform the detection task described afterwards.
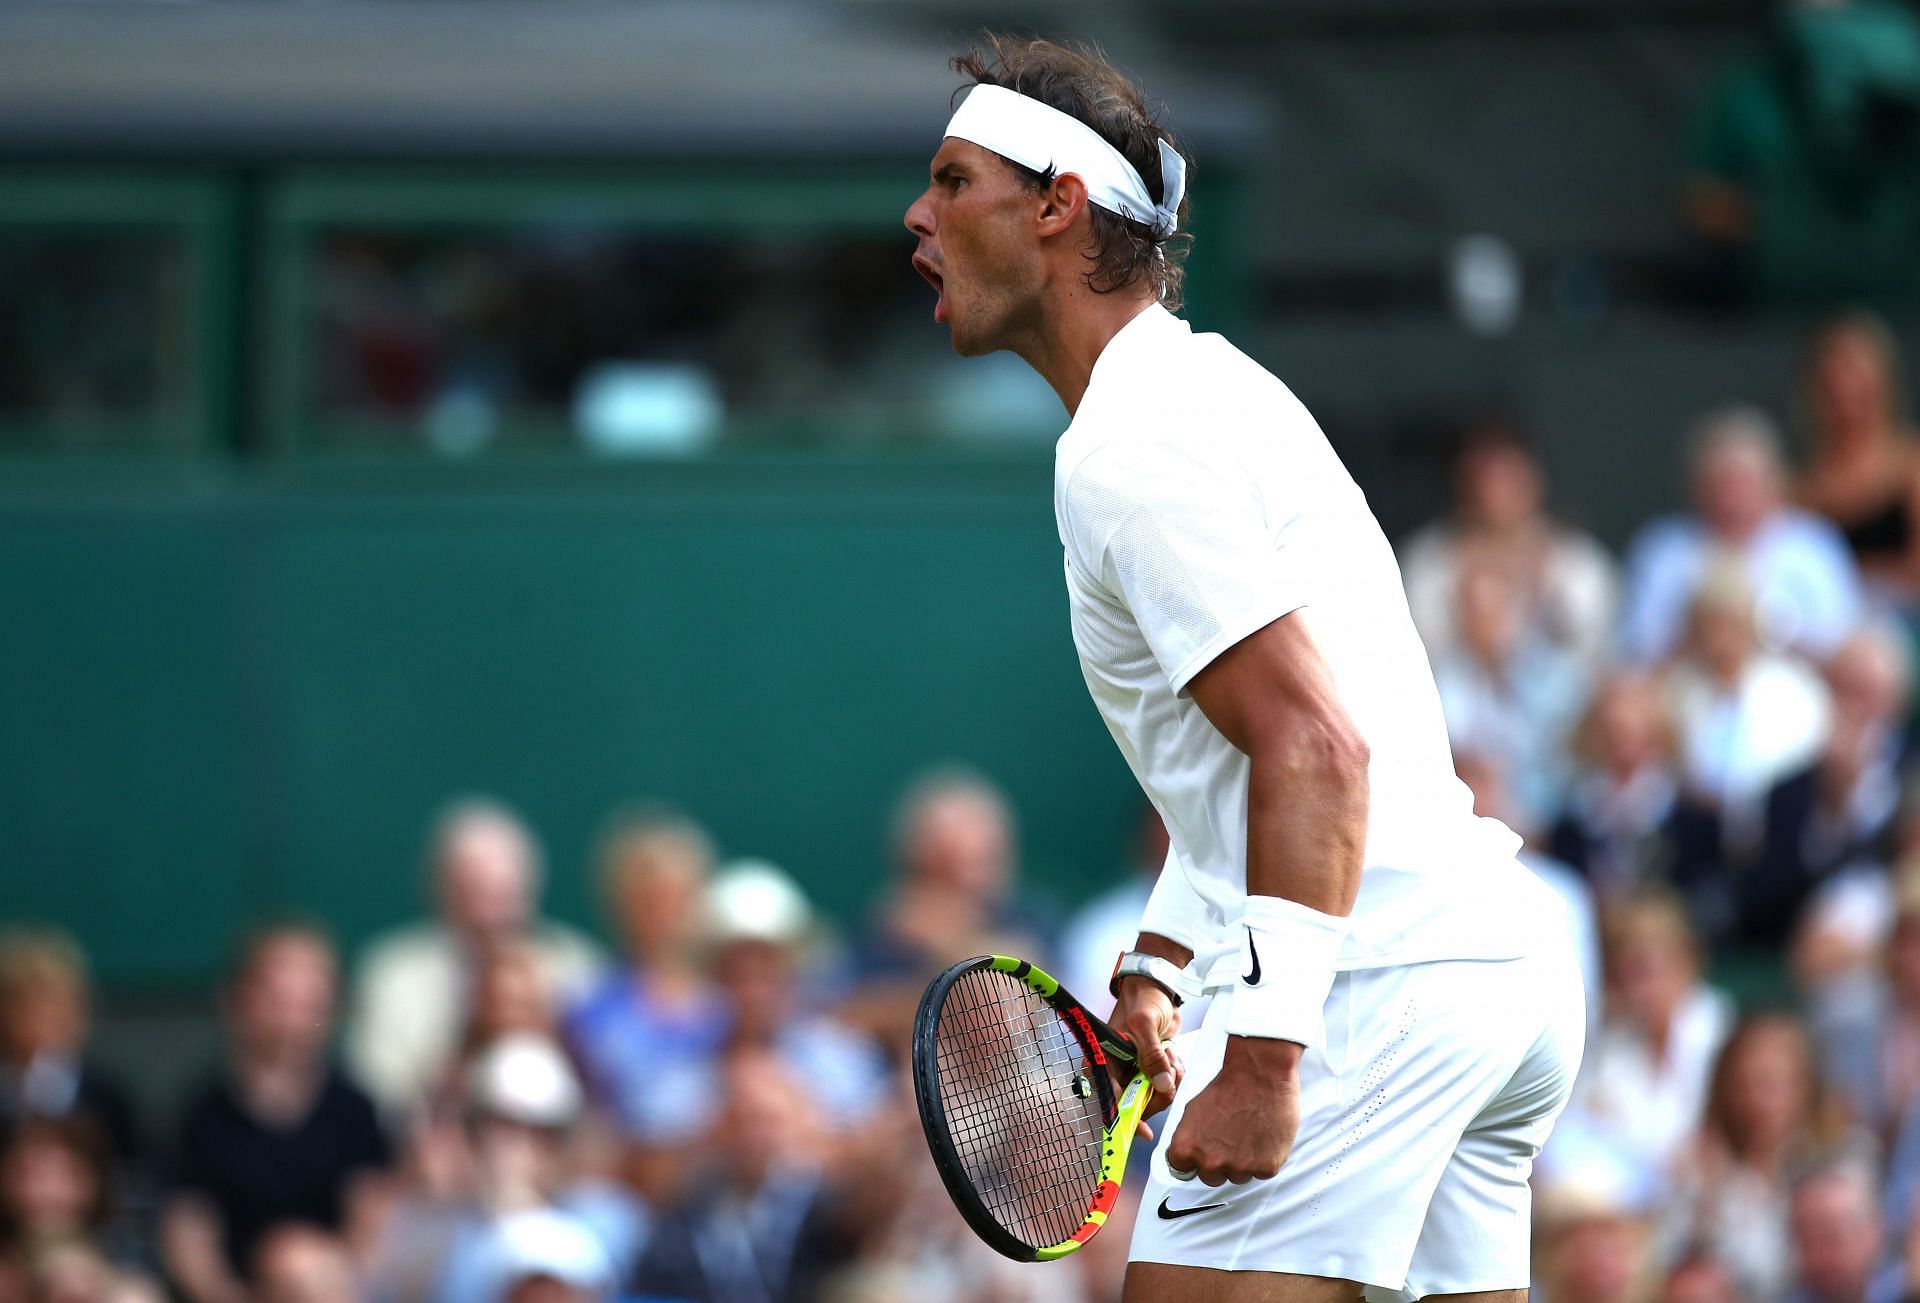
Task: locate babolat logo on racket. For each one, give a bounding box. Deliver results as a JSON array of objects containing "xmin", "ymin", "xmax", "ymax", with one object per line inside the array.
[{"xmin": 1068, "ymin": 1006, "xmax": 1108, "ymax": 1066}]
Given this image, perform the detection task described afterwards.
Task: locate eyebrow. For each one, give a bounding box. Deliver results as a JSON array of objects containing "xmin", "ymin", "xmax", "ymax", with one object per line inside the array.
[{"xmin": 932, "ymin": 162, "xmax": 965, "ymax": 185}]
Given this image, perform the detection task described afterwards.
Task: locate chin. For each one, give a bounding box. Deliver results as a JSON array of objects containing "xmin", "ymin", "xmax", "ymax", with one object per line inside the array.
[{"xmin": 946, "ymin": 313, "xmax": 999, "ymax": 359}]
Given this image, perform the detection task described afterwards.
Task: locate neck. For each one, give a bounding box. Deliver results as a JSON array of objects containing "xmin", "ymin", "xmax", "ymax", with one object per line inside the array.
[{"xmin": 1012, "ymin": 286, "xmax": 1159, "ymax": 415}]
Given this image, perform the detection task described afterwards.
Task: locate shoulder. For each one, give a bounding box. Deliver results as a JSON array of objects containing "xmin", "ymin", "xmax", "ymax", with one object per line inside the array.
[
  {"xmin": 1772, "ymin": 508, "xmax": 1855, "ymax": 558},
  {"xmin": 356, "ymin": 923, "xmax": 451, "ymax": 976}
]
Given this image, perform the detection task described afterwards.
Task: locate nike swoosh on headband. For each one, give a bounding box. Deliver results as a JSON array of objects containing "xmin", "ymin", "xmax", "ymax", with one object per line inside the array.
[
  {"xmin": 1244, "ymin": 929, "xmax": 1262, "ymax": 986},
  {"xmin": 1157, "ymin": 1195, "xmax": 1227, "ymax": 1220}
]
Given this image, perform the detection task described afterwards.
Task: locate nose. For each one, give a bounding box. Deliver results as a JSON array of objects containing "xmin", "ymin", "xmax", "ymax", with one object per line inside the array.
[{"xmin": 905, "ymin": 189, "xmax": 935, "ymax": 239}]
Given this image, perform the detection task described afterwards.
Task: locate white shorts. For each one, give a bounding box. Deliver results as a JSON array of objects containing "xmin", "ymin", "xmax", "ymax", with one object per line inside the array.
[{"xmin": 1129, "ymin": 943, "xmax": 1586, "ymax": 1300}]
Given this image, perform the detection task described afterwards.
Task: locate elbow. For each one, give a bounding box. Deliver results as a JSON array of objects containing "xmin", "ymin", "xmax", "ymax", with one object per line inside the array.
[{"xmin": 1257, "ymin": 711, "xmax": 1369, "ymax": 790}]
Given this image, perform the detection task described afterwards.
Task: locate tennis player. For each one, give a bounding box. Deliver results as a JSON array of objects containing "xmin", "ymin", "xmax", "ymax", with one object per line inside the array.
[{"xmin": 905, "ymin": 36, "xmax": 1586, "ymax": 1303}]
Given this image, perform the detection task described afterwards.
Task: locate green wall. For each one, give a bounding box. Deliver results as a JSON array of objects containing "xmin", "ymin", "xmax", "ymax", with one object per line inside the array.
[{"xmin": 1, "ymin": 456, "xmax": 1143, "ymax": 986}]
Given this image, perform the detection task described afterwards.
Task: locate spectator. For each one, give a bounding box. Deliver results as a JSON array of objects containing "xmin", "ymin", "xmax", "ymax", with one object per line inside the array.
[
  {"xmin": 1669, "ymin": 1014, "xmax": 1864, "ymax": 1302},
  {"xmin": 631, "ymin": 1047, "xmax": 851, "ymax": 1303},
  {"xmin": 1567, "ymin": 892, "xmax": 1735, "ymax": 1182},
  {"xmin": 373, "ymin": 1034, "xmax": 646, "ymax": 1303},
  {"xmin": 706, "ymin": 861, "xmax": 890, "ymax": 1135},
  {"xmin": 1431, "ymin": 558, "xmax": 1587, "ymax": 830},
  {"xmin": 1532, "ymin": 1138, "xmax": 1660, "ymax": 1303},
  {"xmin": 0, "ymin": 929, "xmax": 139, "ymax": 1164},
  {"xmin": 160, "ymin": 923, "xmax": 392, "ymax": 1303},
  {"xmin": 1550, "ymin": 673, "xmax": 1712, "ymax": 905},
  {"xmin": 426, "ymin": 939, "xmax": 561, "ymax": 1117},
  {"xmin": 1739, "ymin": 622, "xmax": 1912, "ymax": 947},
  {"xmin": 1684, "ymin": 0, "xmax": 1920, "ymax": 306},
  {"xmin": 0, "ymin": 1116, "xmax": 160, "ymax": 1303},
  {"xmin": 844, "ymin": 768, "xmax": 1045, "ymax": 1057},
  {"xmin": 481, "ymin": 1209, "xmax": 615, "ymax": 1303},
  {"xmin": 252, "ymin": 1224, "xmax": 359, "ymax": 1303},
  {"xmin": 1400, "ymin": 419, "xmax": 1619, "ymax": 670},
  {"xmin": 1785, "ymin": 1161, "xmax": 1904, "ymax": 1303},
  {"xmin": 1661, "ymin": 1253, "xmax": 1744, "ymax": 1303},
  {"xmin": 347, "ymin": 799, "xmax": 603, "ymax": 1117},
  {"xmin": 1621, "ymin": 407, "xmax": 1862, "ymax": 664},
  {"xmin": 1795, "ymin": 312, "xmax": 1920, "ymax": 597},
  {"xmin": 1665, "ymin": 563, "xmax": 1831, "ymax": 816},
  {"xmin": 565, "ymin": 808, "xmax": 728, "ymax": 1162}
]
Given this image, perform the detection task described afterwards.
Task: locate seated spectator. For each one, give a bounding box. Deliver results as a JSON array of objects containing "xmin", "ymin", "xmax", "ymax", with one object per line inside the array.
[
  {"xmin": 1786, "ymin": 1160, "xmax": 1904, "ymax": 1303},
  {"xmin": 481, "ymin": 1209, "xmax": 615, "ymax": 1303},
  {"xmin": 564, "ymin": 810, "xmax": 727, "ymax": 1167},
  {"xmin": 1400, "ymin": 419, "xmax": 1619, "ymax": 670},
  {"xmin": 1832, "ymin": 876, "xmax": 1920, "ymax": 1235},
  {"xmin": 0, "ymin": 929, "xmax": 139, "ymax": 1164},
  {"xmin": 706, "ymin": 861, "xmax": 889, "ymax": 1136},
  {"xmin": 1431, "ymin": 558, "xmax": 1586, "ymax": 830},
  {"xmin": 1622, "ymin": 407, "xmax": 1861, "ymax": 664},
  {"xmin": 1567, "ymin": 892, "xmax": 1735, "ymax": 1182},
  {"xmin": 347, "ymin": 799, "xmax": 603, "ymax": 1118},
  {"xmin": 1739, "ymin": 622, "xmax": 1912, "ymax": 946},
  {"xmin": 1665, "ymin": 563, "xmax": 1831, "ymax": 815},
  {"xmin": 426, "ymin": 940, "xmax": 560, "ymax": 1118},
  {"xmin": 161, "ymin": 923, "xmax": 393, "ymax": 1303},
  {"xmin": 1795, "ymin": 312, "xmax": 1920, "ymax": 601},
  {"xmin": 844, "ymin": 768, "xmax": 1046, "ymax": 1057},
  {"xmin": 1531, "ymin": 1136, "xmax": 1660, "ymax": 1303},
  {"xmin": 631, "ymin": 1047, "xmax": 851, "ymax": 1303},
  {"xmin": 1660, "ymin": 1252, "xmax": 1743, "ymax": 1303},
  {"xmin": 251, "ymin": 1224, "xmax": 358, "ymax": 1303},
  {"xmin": 372, "ymin": 1035, "xmax": 647, "ymax": 1303},
  {"xmin": 0, "ymin": 1116, "xmax": 160, "ymax": 1303},
  {"xmin": 1668, "ymin": 1014, "xmax": 1866, "ymax": 1303},
  {"xmin": 1550, "ymin": 673, "xmax": 1713, "ymax": 905}
]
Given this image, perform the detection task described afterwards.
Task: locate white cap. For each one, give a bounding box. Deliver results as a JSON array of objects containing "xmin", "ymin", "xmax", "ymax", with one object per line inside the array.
[
  {"xmin": 466, "ymin": 1034, "xmax": 583, "ymax": 1128},
  {"xmin": 707, "ymin": 859, "xmax": 814, "ymax": 947},
  {"xmin": 485, "ymin": 1209, "xmax": 613, "ymax": 1299}
]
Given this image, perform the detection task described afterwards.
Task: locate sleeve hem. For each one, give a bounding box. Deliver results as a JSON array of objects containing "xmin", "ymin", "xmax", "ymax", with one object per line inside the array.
[{"xmin": 1167, "ymin": 597, "xmax": 1308, "ymax": 697}]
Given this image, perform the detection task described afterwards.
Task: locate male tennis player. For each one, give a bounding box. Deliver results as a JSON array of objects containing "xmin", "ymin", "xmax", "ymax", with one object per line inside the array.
[{"xmin": 905, "ymin": 36, "xmax": 1585, "ymax": 1303}]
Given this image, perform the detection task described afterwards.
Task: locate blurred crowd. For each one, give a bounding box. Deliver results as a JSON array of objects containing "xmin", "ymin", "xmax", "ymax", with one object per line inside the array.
[{"xmin": 8, "ymin": 305, "xmax": 1920, "ymax": 1303}]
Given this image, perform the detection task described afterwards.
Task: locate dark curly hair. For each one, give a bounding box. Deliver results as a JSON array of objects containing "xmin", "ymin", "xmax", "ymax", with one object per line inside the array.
[{"xmin": 951, "ymin": 34, "xmax": 1194, "ymax": 310}]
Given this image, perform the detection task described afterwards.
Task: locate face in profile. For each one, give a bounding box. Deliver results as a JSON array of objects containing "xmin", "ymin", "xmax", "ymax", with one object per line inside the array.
[{"xmin": 904, "ymin": 139, "xmax": 1047, "ymax": 358}]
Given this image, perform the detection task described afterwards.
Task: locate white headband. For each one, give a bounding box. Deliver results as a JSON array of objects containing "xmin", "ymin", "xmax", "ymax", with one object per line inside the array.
[{"xmin": 944, "ymin": 83, "xmax": 1186, "ymax": 239}]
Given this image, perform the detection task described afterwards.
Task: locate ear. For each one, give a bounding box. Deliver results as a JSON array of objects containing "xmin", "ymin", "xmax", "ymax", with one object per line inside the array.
[{"xmin": 1034, "ymin": 172, "xmax": 1090, "ymax": 240}]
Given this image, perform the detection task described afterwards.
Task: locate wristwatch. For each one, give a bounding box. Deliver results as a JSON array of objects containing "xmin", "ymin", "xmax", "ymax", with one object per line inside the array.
[{"xmin": 1108, "ymin": 950, "xmax": 1199, "ymax": 1007}]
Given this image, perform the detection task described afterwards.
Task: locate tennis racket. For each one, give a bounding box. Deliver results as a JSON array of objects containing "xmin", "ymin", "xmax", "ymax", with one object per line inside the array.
[{"xmin": 912, "ymin": 954, "xmax": 1152, "ymax": 1262}]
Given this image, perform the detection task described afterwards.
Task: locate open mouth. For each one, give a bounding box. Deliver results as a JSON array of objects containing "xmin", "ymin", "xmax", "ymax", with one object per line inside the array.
[{"xmin": 913, "ymin": 254, "xmax": 947, "ymax": 324}]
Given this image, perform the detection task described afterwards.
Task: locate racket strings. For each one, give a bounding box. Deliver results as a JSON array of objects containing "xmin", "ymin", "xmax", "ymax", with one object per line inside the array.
[{"xmin": 932, "ymin": 968, "xmax": 1110, "ymax": 1249}]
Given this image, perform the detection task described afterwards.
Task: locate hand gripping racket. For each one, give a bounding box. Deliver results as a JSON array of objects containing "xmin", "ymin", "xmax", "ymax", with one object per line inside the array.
[{"xmin": 912, "ymin": 954, "xmax": 1152, "ymax": 1261}]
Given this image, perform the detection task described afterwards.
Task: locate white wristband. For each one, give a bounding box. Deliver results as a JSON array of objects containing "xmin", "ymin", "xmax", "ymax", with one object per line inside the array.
[{"xmin": 1221, "ymin": 895, "xmax": 1349, "ymax": 1048}]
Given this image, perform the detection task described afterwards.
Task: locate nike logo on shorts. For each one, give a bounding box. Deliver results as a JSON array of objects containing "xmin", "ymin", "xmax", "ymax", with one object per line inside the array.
[
  {"xmin": 1157, "ymin": 1195, "xmax": 1227, "ymax": 1220},
  {"xmin": 1245, "ymin": 929, "xmax": 1261, "ymax": 985}
]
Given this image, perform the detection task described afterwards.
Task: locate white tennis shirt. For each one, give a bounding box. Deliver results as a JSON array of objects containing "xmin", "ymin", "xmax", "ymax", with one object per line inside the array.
[{"xmin": 1055, "ymin": 305, "xmax": 1549, "ymax": 989}]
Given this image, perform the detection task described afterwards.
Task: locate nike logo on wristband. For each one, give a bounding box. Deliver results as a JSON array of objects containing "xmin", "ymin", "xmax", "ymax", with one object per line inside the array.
[
  {"xmin": 1244, "ymin": 929, "xmax": 1262, "ymax": 985},
  {"xmin": 1157, "ymin": 1195, "xmax": 1227, "ymax": 1220}
]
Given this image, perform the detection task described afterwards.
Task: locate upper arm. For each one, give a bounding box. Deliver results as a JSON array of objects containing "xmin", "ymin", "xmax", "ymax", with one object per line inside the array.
[
  {"xmin": 1065, "ymin": 440, "xmax": 1312, "ymax": 697},
  {"xmin": 1184, "ymin": 609, "xmax": 1363, "ymax": 766}
]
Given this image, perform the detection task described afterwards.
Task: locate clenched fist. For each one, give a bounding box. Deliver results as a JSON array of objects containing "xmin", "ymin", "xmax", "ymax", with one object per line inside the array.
[{"xmin": 1164, "ymin": 1035, "xmax": 1302, "ymax": 1185}]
